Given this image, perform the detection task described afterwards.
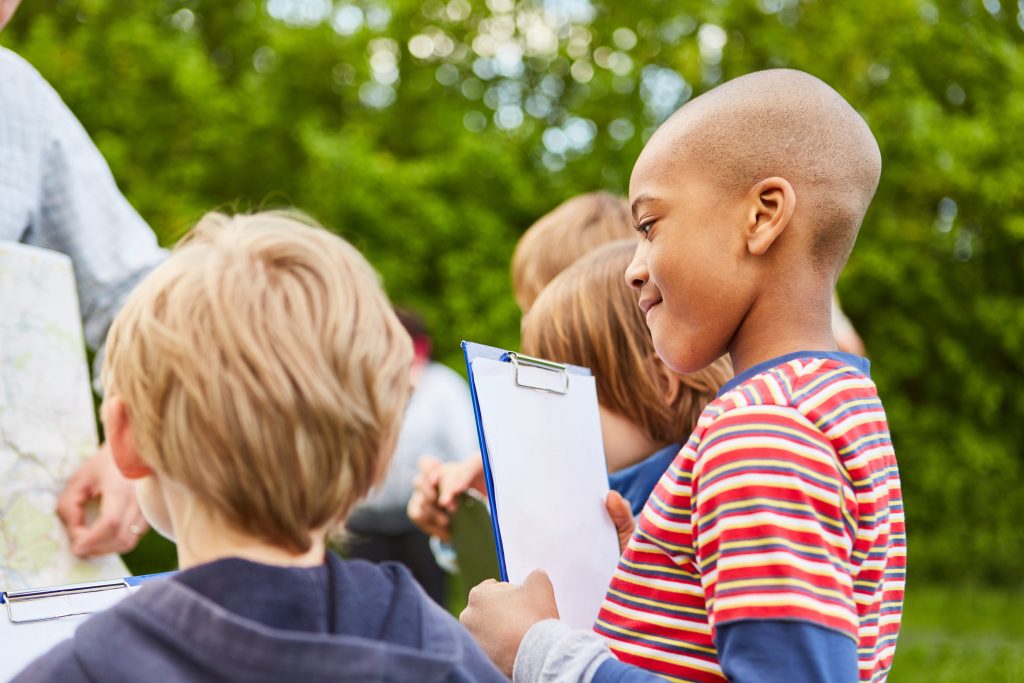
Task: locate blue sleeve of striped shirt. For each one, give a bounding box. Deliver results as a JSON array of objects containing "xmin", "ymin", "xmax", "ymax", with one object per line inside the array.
[
  {"xmin": 715, "ymin": 620, "xmax": 858, "ymax": 683},
  {"xmin": 591, "ymin": 658, "xmax": 665, "ymax": 683}
]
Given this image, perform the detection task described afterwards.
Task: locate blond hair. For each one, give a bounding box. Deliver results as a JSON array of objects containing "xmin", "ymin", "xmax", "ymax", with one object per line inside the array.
[
  {"xmin": 102, "ymin": 211, "xmax": 412, "ymax": 553},
  {"xmin": 521, "ymin": 240, "xmax": 732, "ymax": 443},
  {"xmin": 511, "ymin": 191, "xmax": 635, "ymax": 312}
]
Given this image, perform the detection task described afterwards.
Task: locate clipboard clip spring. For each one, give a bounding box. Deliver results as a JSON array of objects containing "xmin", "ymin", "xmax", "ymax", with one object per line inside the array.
[{"xmin": 506, "ymin": 352, "xmax": 570, "ymax": 395}]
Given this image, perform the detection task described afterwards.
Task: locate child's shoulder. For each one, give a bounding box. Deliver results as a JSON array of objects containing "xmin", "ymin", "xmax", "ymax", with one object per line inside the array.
[
  {"xmin": 712, "ymin": 352, "xmax": 874, "ymax": 412},
  {"xmin": 332, "ymin": 554, "xmax": 425, "ymax": 607},
  {"xmin": 691, "ymin": 351, "xmax": 880, "ymax": 450}
]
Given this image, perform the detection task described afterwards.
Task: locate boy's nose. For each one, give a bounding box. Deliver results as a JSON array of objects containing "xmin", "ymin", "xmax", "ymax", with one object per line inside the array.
[{"xmin": 624, "ymin": 241, "xmax": 648, "ymax": 292}]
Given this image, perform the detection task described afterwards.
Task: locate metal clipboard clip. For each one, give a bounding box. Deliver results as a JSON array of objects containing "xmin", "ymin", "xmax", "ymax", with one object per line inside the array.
[
  {"xmin": 3, "ymin": 578, "xmax": 129, "ymax": 625},
  {"xmin": 506, "ymin": 352, "xmax": 570, "ymax": 395}
]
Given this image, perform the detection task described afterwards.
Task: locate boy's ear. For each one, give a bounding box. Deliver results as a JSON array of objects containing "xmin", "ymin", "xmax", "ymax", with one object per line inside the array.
[
  {"xmin": 104, "ymin": 397, "xmax": 153, "ymax": 480},
  {"xmin": 745, "ymin": 177, "xmax": 796, "ymax": 256}
]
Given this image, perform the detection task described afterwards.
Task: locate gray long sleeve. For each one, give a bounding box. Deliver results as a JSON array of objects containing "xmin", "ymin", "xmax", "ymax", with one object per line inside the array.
[{"xmin": 513, "ymin": 620, "xmax": 613, "ymax": 683}]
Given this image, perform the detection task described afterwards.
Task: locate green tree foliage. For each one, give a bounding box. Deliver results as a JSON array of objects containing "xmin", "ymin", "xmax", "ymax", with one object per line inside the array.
[{"xmin": 3, "ymin": 0, "xmax": 1022, "ymax": 582}]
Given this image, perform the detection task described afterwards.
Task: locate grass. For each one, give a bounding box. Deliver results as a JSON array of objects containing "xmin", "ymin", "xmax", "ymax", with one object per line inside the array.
[{"xmin": 889, "ymin": 584, "xmax": 1024, "ymax": 682}]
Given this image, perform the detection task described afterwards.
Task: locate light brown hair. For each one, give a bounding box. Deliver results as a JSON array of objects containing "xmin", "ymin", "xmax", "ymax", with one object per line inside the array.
[
  {"xmin": 521, "ymin": 240, "xmax": 732, "ymax": 443},
  {"xmin": 511, "ymin": 191, "xmax": 635, "ymax": 312},
  {"xmin": 102, "ymin": 211, "xmax": 412, "ymax": 553}
]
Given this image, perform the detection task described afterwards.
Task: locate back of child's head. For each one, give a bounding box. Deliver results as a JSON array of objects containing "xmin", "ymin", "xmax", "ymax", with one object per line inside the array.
[
  {"xmin": 511, "ymin": 191, "xmax": 634, "ymax": 312},
  {"xmin": 102, "ymin": 211, "xmax": 412, "ymax": 553},
  {"xmin": 520, "ymin": 240, "xmax": 732, "ymax": 443}
]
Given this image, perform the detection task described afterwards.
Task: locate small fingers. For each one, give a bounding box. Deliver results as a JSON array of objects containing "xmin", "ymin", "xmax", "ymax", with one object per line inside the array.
[
  {"xmin": 416, "ymin": 456, "xmax": 443, "ymax": 480},
  {"xmin": 407, "ymin": 493, "xmax": 452, "ymax": 540},
  {"xmin": 437, "ymin": 464, "xmax": 474, "ymax": 509},
  {"xmin": 411, "ymin": 471, "xmax": 441, "ymax": 503},
  {"xmin": 55, "ymin": 483, "xmax": 90, "ymax": 531}
]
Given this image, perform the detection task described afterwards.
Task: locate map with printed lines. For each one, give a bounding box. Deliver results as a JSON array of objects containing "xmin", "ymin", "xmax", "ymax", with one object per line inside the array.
[{"xmin": 0, "ymin": 242, "xmax": 126, "ymax": 591}]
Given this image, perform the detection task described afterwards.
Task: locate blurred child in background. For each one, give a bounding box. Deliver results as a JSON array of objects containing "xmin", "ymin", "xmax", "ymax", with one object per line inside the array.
[
  {"xmin": 833, "ymin": 291, "xmax": 867, "ymax": 356},
  {"xmin": 346, "ymin": 310, "xmax": 478, "ymax": 604},
  {"xmin": 510, "ymin": 191, "xmax": 634, "ymax": 313}
]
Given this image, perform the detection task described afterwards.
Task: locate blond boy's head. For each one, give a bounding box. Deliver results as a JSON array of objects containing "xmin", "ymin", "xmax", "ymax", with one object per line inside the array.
[
  {"xmin": 102, "ymin": 211, "xmax": 412, "ymax": 553},
  {"xmin": 511, "ymin": 191, "xmax": 634, "ymax": 312}
]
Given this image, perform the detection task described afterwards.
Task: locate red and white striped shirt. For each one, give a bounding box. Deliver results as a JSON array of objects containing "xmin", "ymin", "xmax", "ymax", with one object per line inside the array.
[{"xmin": 595, "ymin": 353, "xmax": 905, "ymax": 682}]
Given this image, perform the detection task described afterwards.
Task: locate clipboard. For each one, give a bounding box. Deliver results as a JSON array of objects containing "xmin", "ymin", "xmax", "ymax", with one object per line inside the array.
[
  {"xmin": 0, "ymin": 573, "xmax": 170, "ymax": 679},
  {"xmin": 462, "ymin": 341, "xmax": 619, "ymax": 629}
]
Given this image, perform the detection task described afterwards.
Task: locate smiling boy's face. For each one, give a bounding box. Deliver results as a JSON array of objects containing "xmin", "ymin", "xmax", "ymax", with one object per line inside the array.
[{"xmin": 625, "ymin": 138, "xmax": 756, "ymax": 375}]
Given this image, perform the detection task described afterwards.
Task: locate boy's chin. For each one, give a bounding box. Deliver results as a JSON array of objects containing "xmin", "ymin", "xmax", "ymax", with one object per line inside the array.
[{"xmin": 654, "ymin": 341, "xmax": 713, "ymax": 376}]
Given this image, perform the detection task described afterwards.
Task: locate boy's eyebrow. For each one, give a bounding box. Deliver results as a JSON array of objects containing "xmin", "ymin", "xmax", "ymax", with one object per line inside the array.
[{"xmin": 631, "ymin": 194, "xmax": 655, "ymax": 222}]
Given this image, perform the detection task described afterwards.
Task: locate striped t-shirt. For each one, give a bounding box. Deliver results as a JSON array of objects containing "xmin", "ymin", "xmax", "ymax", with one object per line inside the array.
[{"xmin": 594, "ymin": 352, "xmax": 905, "ymax": 682}]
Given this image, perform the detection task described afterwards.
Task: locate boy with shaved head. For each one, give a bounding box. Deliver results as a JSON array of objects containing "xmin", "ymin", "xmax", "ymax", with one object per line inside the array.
[{"xmin": 461, "ymin": 69, "xmax": 905, "ymax": 683}]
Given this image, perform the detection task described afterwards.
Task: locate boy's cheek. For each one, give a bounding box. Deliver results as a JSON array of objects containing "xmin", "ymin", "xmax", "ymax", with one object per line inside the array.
[{"xmin": 136, "ymin": 477, "xmax": 176, "ymax": 542}]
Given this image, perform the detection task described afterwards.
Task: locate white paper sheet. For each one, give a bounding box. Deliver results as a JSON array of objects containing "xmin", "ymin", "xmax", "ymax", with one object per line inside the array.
[
  {"xmin": 0, "ymin": 581, "xmax": 148, "ymax": 680},
  {"xmin": 471, "ymin": 356, "xmax": 619, "ymax": 629}
]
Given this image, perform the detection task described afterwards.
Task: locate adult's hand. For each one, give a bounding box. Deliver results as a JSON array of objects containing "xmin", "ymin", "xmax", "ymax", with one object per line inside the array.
[
  {"xmin": 56, "ymin": 443, "xmax": 148, "ymax": 557},
  {"xmin": 460, "ymin": 570, "xmax": 560, "ymax": 676}
]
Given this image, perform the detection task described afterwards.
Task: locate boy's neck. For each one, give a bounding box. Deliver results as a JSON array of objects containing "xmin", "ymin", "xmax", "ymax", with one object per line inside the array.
[
  {"xmin": 170, "ymin": 494, "xmax": 328, "ymax": 570},
  {"xmin": 727, "ymin": 278, "xmax": 837, "ymax": 376},
  {"xmin": 176, "ymin": 531, "xmax": 328, "ymax": 570}
]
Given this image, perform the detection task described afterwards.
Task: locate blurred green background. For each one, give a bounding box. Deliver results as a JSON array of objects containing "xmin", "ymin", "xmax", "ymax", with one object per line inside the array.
[{"xmin": 4, "ymin": 0, "xmax": 1023, "ymax": 679}]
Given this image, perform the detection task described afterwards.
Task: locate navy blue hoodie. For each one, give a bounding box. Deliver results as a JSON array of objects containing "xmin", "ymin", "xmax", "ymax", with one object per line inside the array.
[{"xmin": 13, "ymin": 552, "xmax": 507, "ymax": 682}]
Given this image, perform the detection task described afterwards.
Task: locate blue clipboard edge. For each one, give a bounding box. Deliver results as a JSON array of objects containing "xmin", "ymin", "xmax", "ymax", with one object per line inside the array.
[{"xmin": 461, "ymin": 341, "xmax": 592, "ymax": 584}]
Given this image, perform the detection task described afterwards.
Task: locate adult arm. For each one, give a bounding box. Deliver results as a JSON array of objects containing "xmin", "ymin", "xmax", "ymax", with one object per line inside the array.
[
  {"xmin": 21, "ymin": 56, "xmax": 165, "ymax": 356},
  {"xmin": 1, "ymin": 50, "xmax": 165, "ymax": 555}
]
